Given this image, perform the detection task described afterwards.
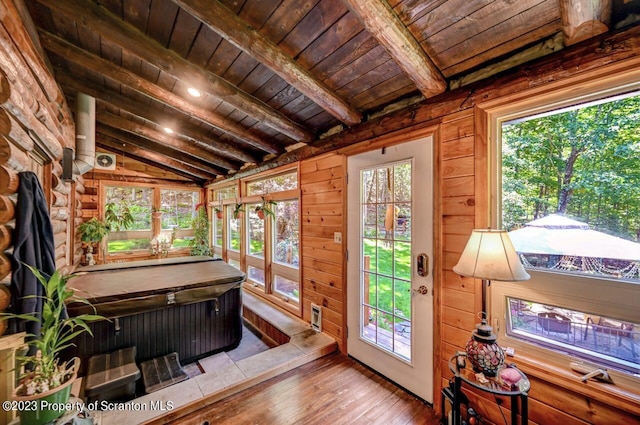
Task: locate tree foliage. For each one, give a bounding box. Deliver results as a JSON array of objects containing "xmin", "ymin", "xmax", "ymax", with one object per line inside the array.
[{"xmin": 502, "ymin": 94, "xmax": 640, "ymax": 241}]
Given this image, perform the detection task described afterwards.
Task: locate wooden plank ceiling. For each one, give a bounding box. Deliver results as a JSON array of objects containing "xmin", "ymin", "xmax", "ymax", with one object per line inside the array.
[{"xmin": 25, "ymin": 0, "xmax": 639, "ymax": 183}]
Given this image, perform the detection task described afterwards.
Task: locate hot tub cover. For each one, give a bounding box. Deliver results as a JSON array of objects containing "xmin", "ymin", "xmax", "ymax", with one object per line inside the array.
[{"xmin": 67, "ymin": 256, "xmax": 245, "ymax": 318}]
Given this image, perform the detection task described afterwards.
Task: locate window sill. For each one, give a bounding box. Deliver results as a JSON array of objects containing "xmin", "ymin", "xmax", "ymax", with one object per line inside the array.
[
  {"xmin": 506, "ymin": 351, "xmax": 640, "ymax": 417},
  {"xmin": 244, "ymin": 285, "xmax": 301, "ymax": 317}
]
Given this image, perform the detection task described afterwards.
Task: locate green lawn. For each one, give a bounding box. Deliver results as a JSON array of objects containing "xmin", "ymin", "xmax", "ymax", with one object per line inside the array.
[{"xmin": 363, "ymin": 238, "xmax": 412, "ymax": 323}]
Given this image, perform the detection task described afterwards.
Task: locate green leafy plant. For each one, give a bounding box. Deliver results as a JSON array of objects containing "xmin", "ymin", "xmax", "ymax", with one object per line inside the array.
[
  {"xmin": 255, "ymin": 197, "xmax": 276, "ymax": 220},
  {"xmin": 189, "ymin": 204, "xmax": 212, "ymax": 256},
  {"xmin": 104, "ymin": 202, "xmax": 134, "ymax": 231},
  {"xmin": 0, "ymin": 266, "xmax": 103, "ymax": 396},
  {"xmin": 77, "ymin": 217, "xmax": 109, "ymax": 244},
  {"xmin": 232, "ymin": 203, "xmax": 244, "ymax": 219}
]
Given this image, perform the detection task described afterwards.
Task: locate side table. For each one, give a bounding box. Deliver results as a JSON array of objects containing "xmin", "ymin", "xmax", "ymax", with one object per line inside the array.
[{"xmin": 448, "ymin": 353, "xmax": 530, "ymax": 425}]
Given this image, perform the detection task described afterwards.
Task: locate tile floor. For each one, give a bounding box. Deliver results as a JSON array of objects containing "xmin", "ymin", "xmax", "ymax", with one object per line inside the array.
[{"xmin": 82, "ymin": 291, "xmax": 337, "ymax": 424}]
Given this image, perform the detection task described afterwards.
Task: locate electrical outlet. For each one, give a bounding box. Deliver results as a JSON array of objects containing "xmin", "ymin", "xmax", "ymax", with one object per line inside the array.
[{"xmin": 334, "ymin": 232, "xmax": 342, "ymax": 243}]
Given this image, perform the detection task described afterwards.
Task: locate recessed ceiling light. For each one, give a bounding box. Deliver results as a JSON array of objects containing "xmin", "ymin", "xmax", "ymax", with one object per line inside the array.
[
  {"xmin": 187, "ymin": 87, "xmax": 201, "ymax": 97},
  {"xmin": 163, "ymin": 127, "xmax": 174, "ymax": 134}
]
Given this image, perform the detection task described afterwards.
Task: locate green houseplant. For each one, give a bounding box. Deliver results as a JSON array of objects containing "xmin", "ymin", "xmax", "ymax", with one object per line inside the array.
[
  {"xmin": 189, "ymin": 203, "xmax": 212, "ymax": 256},
  {"xmin": 77, "ymin": 217, "xmax": 109, "ymax": 245},
  {"xmin": 254, "ymin": 197, "xmax": 276, "ymax": 220},
  {"xmin": 1, "ymin": 266, "xmax": 103, "ymax": 425},
  {"xmin": 232, "ymin": 202, "xmax": 244, "ymax": 219}
]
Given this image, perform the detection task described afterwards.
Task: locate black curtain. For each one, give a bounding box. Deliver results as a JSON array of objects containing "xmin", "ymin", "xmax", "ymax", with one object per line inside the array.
[{"xmin": 8, "ymin": 172, "xmax": 57, "ymax": 349}]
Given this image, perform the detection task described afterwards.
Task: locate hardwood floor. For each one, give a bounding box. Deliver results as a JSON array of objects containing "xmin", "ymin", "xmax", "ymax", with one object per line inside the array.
[{"xmin": 166, "ymin": 353, "xmax": 441, "ymax": 425}]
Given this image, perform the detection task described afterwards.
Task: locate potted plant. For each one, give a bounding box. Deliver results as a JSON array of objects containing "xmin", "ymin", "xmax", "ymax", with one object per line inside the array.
[
  {"xmin": 214, "ymin": 206, "xmax": 223, "ymax": 220},
  {"xmin": 151, "ymin": 206, "xmax": 164, "ymax": 220},
  {"xmin": 189, "ymin": 203, "xmax": 212, "ymax": 256},
  {"xmin": 77, "ymin": 217, "xmax": 109, "ymax": 246},
  {"xmin": 232, "ymin": 202, "xmax": 244, "ymax": 219},
  {"xmin": 1, "ymin": 266, "xmax": 103, "ymax": 425},
  {"xmin": 255, "ymin": 197, "xmax": 276, "ymax": 220}
]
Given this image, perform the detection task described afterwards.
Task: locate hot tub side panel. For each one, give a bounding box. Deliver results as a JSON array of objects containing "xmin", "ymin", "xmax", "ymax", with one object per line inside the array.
[{"xmin": 65, "ymin": 287, "xmax": 242, "ymax": 372}]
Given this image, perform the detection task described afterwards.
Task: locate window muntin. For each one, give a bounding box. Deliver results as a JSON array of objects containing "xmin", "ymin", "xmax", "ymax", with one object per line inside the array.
[{"xmin": 491, "ymin": 89, "xmax": 640, "ymax": 387}]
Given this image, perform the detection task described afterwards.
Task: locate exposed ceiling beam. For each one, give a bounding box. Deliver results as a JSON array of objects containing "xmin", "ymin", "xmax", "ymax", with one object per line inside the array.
[
  {"xmin": 38, "ymin": 30, "xmax": 281, "ymax": 155},
  {"xmin": 341, "ymin": 0, "xmax": 446, "ymax": 98},
  {"xmin": 34, "ymin": 0, "xmax": 314, "ymax": 144},
  {"xmin": 96, "ymin": 134, "xmax": 212, "ymax": 182},
  {"xmin": 171, "ymin": 0, "xmax": 363, "ymax": 126},
  {"xmin": 96, "ymin": 111, "xmax": 238, "ymax": 172},
  {"xmin": 96, "ymin": 124, "xmax": 225, "ymax": 177},
  {"xmin": 56, "ymin": 72, "xmax": 258, "ymax": 164},
  {"xmin": 559, "ymin": 0, "xmax": 611, "ymax": 45}
]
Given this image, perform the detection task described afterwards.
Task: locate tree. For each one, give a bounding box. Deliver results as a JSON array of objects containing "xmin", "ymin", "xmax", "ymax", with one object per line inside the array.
[{"xmin": 502, "ymin": 94, "xmax": 640, "ymax": 240}]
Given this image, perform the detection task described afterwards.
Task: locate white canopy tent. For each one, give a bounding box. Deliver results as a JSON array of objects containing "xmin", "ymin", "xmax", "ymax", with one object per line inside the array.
[{"xmin": 508, "ymin": 214, "xmax": 640, "ymax": 262}]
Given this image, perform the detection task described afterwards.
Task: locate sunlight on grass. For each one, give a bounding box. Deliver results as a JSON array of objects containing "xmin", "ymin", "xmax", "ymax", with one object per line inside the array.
[{"xmin": 363, "ymin": 238, "xmax": 412, "ymax": 318}]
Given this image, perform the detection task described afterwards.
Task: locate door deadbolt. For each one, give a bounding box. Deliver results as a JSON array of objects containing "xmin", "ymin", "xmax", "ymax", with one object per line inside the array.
[{"xmin": 417, "ymin": 253, "xmax": 429, "ymax": 277}]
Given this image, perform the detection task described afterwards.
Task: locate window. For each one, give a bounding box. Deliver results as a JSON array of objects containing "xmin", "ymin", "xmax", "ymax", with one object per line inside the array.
[
  {"xmin": 105, "ymin": 185, "xmax": 153, "ymax": 253},
  {"xmin": 210, "ymin": 185, "xmax": 238, "ymax": 263},
  {"xmin": 209, "ymin": 168, "xmax": 300, "ymax": 313},
  {"xmin": 490, "ymin": 80, "xmax": 640, "ymax": 390},
  {"xmin": 160, "ymin": 189, "xmax": 200, "ymax": 248},
  {"xmin": 246, "ymin": 171, "xmax": 297, "ymax": 195},
  {"xmin": 272, "ymin": 199, "xmax": 300, "ymax": 301},
  {"xmin": 246, "ymin": 203, "xmax": 265, "ymax": 287},
  {"xmin": 104, "ymin": 184, "xmax": 200, "ymax": 256}
]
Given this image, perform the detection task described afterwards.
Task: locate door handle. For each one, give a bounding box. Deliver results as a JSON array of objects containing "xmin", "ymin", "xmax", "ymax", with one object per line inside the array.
[
  {"xmin": 412, "ymin": 285, "xmax": 428, "ymax": 295},
  {"xmin": 417, "ymin": 253, "xmax": 429, "ymax": 277}
]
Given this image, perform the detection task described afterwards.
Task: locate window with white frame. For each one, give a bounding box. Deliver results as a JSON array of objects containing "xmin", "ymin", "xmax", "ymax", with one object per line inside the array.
[
  {"xmin": 105, "ymin": 185, "xmax": 153, "ymax": 253},
  {"xmin": 104, "ymin": 184, "xmax": 200, "ymax": 255},
  {"xmin": 490, "ymin": 83, "xmax": 640, "ymax": 390},
  {"xmin": 210, "ymin": 185, "xmax": 238, "ymax": 262},
  {"xmin": 160, "ymin": 189, "xmax": 200, "ymax": 248},
  {"xmin": 245, "ymin": 170, "xmax": 300, "ymax": 310}
]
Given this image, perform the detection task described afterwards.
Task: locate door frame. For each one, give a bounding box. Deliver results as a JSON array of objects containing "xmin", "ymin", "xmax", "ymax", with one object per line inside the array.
[{"xmin": 339, "ymin": 125, "xmax": 442, "ymax": 404}]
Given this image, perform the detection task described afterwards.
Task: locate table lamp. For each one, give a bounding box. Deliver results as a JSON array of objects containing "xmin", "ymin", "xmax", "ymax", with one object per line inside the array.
[{"xmin": 453, "ymin": 229, "xmax": 530, "ymax": 376}]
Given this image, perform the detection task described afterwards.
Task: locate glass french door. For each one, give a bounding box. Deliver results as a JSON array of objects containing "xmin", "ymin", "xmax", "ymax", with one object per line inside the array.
[{"xmin": 347, "ymin": 136, "xmax": 434, "ymax": 402}]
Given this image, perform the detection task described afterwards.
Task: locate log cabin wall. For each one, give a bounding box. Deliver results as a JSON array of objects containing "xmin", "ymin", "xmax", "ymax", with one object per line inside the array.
[{"xmin": 0, "ymin": 0, "xmax": 77, "ymax": 286}]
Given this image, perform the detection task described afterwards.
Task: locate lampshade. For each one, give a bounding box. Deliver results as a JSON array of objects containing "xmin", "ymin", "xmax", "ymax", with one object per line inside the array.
[{"xmin": 453, "ymin": 229, "xmax": 530, "ymax": 281}]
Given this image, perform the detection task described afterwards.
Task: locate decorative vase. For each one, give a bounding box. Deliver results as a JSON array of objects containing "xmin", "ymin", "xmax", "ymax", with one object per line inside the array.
[
  {"xmin": 465, "ymin": 318, "xmax": 504, "ymax": 377},
  {"xmin": 257, "ymin": 209, "xmax": 265, "ymax": 220},
  {"xmin": 216, "ymin": 210, "xmax": 223, "ymax": 219}
]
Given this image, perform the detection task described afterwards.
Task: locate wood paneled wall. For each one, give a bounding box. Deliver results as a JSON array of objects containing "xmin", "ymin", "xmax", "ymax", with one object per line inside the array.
[
  {"xmin": 293, "ymin": 26, "xmax": 640, "ymax": 425},
  {"xmin": 300, "ymin": 153, "xmax": 347, "ymax": 352}
]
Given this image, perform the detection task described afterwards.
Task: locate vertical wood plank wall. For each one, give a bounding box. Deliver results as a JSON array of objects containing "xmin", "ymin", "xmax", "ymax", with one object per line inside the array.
[{"xmin": 300, "ymin": 153, "xmax": 347, "ymax": 353}]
